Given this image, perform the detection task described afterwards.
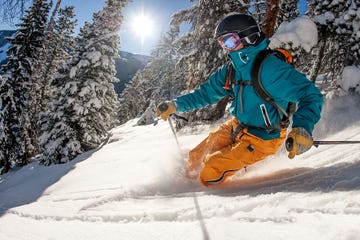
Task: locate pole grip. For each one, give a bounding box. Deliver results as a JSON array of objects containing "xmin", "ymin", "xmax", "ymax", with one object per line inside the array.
[{"xmin": 285, "ymin": 138, "xmax": 294, "ymax": 152}]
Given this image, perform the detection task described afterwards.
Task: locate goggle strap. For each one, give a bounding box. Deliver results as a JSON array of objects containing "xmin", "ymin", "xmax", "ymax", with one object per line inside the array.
[{"xmin": 243, "ymin": 32, "xmax": 260, "ymax": 45}]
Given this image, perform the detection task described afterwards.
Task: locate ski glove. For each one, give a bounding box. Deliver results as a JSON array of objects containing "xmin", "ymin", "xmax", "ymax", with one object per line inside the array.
[
  {"xmin": 286, "ymin": 127, "xmax": 313, "ymax": 159},
  {"xmin": 156, "ymin": 101, "xmax": 176, "ymax": 121}
]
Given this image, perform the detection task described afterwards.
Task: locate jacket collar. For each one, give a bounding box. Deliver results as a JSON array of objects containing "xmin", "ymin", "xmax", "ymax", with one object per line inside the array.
[{"xmin": 228, "ymin": 38, "xmax": 270, "ymax": 71}]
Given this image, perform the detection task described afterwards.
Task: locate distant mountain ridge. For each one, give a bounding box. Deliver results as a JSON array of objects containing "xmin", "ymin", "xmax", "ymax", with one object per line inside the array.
[
  {"xmin": 115, "ymin": 51, "xmax": 151, "ymax": 94},
  {"xmin": 0, "ymin": 30, "xmax": 150, "ymax": 95}
]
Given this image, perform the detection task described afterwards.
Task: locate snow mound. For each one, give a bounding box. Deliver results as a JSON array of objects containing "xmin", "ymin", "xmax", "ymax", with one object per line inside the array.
[{"xmin": 337, "ymin": 66, "xmax": 360, "ymax": 94}]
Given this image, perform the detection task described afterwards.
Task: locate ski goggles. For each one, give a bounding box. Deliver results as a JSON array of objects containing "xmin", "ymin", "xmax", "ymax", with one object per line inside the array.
[{"xmin": 217, "ymin": 32, "xmax": 260, "ymax": 50}]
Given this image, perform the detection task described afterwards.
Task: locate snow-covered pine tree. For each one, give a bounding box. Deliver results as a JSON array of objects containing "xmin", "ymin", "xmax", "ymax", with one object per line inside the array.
[
  {"xmin": 37, "ymin": 6, "xmax": 79, "ymax": 165},
  {"xmin": 53, "ymin": 6, "xmax": 77, "ymax": 61},
  {"xmin": 0, "ymin": 75, "xmax": 9, "ymax": 174},
  {"xmin": 38, "ymin": 0, "xmax": 127, "ymax": 165},
  {"xmin": 118, "ymin": 70, "xmax": 154, "ymax": 124},
  {"xmin": 277, "ymin": 0, "xmax": 300, "ymax": 25},
  {"xmin": 37, "ymin": 81, "xmax": 83, "ymax": 165},
  {"xmin": 0, "ymin": 0, "xmax": 49, "ymax": 174},
  {"xmin": 69, "ymin": 0, "xmax": 127, "ymax": 149},
  {"xmin": 37, "ymin": 5, "xmax": 77, "ymax": 115},
  {"xmin": 308, "ymin": 0, "xmax": 359, "ymax": 82},
  {"xmin": 119, "ymin": 27, "xmax": 186, "ymax": 125},
  {"xmin": 154, "ymin": 28, "xmax": 187, "ymax": 102}
]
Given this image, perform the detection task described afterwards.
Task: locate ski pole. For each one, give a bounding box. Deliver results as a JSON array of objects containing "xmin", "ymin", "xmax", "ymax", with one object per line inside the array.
[
  {"xmin": 157, "ymin": 102, "xmax": 183, "ymax": 152},
  {"xmin": 286, "ymin": 138, "xmax": 360, "ymax": 151},
  {"xmin": 312, "ymin": 140, "xmax": 360, "ymax": 147},
  {"xmin": 168, "ymin": 116, "xmax": 182, "ymax": 152}
]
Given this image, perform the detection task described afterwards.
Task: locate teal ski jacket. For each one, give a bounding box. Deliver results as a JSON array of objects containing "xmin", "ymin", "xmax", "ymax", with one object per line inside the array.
[{"xmin": 174, "ymin": 39, "xmax": 323, "ymax": 140}]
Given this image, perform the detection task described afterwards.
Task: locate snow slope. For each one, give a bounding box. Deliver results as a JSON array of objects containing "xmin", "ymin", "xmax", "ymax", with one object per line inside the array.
[{"xmin": 1, "ymin": 95, "xmax": 360, "ymax": 240}]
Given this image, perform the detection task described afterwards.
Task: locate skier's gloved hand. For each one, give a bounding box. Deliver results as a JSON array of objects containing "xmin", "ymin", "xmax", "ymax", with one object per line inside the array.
[
  {"xmin": 156, "ymin": 101, "xmax": 176, "ymax": 121},
  {"xmin": 286, "ymin": 127, "xmax": 313, "ymax": 159}
]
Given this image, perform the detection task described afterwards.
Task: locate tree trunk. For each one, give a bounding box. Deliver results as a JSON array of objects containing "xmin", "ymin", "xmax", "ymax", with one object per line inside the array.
[
  {"xmin": 310, "ymin": 38, "xmax": 326, "ymax": 83},
  {"xmin": 47, "ymin": 0, "xmax": 62, "ymax": 33},
  {"xmin": 264, "ymin": 0, "xmax": 280, "ymax": 38}
]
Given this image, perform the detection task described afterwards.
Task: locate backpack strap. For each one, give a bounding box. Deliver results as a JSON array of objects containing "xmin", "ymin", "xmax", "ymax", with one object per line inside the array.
[
  {"xmin": 251, "ymin": 49, "xmax": 289, "ymax": 118},
  {"xmin": 223, "ymin": 61, "xmax": 235, "ymax": 90},
  {"xmin": 223, "ymin": 62, "xmax": 251, "ymax": 113}
]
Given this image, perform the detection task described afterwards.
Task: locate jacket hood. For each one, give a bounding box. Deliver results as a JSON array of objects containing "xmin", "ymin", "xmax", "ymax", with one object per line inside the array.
[{"xmin": 228, "ymin": 38, "xmax": 270, "ymax": 71}]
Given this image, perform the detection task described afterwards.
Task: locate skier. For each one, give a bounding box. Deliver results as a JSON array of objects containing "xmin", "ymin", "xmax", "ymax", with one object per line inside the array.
[{"xmin": 156, "ymin": 13, "xmax": 323, "ymax": 186}]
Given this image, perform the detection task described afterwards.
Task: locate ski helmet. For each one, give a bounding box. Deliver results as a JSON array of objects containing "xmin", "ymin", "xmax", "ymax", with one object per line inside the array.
[{"xmin": 214, "ymin": 14, "xmax": 261, "ymax": 45}]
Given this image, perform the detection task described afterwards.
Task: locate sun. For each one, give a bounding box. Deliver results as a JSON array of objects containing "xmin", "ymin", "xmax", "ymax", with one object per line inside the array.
[{"xmin": 131, "ymin": 14, "xmax": 154, "ymax": 38}]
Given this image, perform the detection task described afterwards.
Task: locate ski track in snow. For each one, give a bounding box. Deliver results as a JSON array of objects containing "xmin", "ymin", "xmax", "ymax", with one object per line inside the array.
[{"xmin": 2, "ymin": 125, "xmax": 360, "ymax": 225}]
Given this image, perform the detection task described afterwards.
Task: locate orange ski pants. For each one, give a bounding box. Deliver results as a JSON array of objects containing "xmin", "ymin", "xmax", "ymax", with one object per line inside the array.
[{"xmin": 188, "ymin": 118, "xmax": 286, "ymax": 186}]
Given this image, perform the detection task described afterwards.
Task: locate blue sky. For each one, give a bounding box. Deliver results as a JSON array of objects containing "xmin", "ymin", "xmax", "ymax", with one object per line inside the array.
[
  {"xmin": 0, "ymin": 0, "xmax": 195, "ymax": 55},
  {"xmin": 120, "ymin": 0, "xmax": 195, "ymax": 55},
  {"xmin": 61, "ymin": 0, "xmax": 195, "ymax": 55},
  {"xmin": 0, "ymin": 0, "xmax": 307, "ymax": 56}
]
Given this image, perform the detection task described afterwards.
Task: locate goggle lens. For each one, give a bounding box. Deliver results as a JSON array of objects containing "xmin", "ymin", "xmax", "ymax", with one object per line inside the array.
[{"xmin": 218, "ymin": 33, "xmax": 242, "ymax": 50}]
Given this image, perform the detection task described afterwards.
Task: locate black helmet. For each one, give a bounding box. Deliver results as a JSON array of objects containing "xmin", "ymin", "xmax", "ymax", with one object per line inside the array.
[{"xmin": 214, "ymin": 13, "xmax": 260, "ymax": 39}]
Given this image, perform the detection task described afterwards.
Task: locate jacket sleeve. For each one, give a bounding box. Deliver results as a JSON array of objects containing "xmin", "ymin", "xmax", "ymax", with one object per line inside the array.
[
  {"xmin": 174, "ymin": 65, "xmax": 231, "ymax": 112},
  {"xmin": 262, "ymin": 56, "xmax": 323, "ymax": 135}
]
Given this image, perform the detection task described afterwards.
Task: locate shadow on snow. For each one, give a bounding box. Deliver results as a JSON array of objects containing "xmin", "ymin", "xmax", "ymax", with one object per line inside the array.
[{"xmin": 0, "ymin": 149, "xmax": 99, "ymax": 216}]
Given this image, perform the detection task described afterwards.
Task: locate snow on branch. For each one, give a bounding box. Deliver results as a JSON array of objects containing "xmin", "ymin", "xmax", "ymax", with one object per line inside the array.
[{"xmin": 270, "ymin": 16, "xmax": 318, "ymax": 52}]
